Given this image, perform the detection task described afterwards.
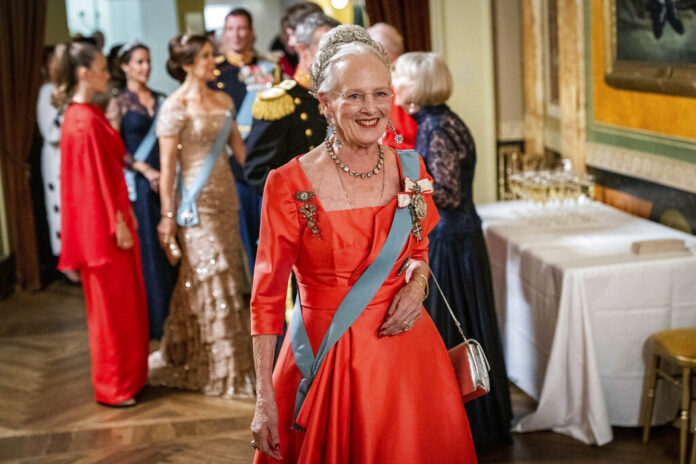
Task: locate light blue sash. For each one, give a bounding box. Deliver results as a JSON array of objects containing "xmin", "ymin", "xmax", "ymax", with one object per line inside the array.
[
  {"xmin": 289, "ymin": 149, "xmax": 420, "ymax": 427},
  {"xmin": 236, "ymin": 90, "xmax": 255, "ymax": 140},
  {"xmin": 177, "ymin": 113, "xmax": 233, "ymax": 227},
  {"xmin": 125, "ymin": 96, "xmax": 163, "ymax": 202}
]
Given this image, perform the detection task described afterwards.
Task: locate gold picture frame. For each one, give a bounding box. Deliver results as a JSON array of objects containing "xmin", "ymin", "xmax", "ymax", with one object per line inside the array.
[{"xmin": 603, "ymin": 0, "xmax": 696, "ymax": 98}]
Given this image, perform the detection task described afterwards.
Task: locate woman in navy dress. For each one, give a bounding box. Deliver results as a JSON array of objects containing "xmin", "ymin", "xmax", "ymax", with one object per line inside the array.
[
  {"xmin": 107, "ymin": 42, "xmax": 176, "ymax": 339},
  {"xmin": 393, "ymin": 52, "xmax": 513, "ymax": 449}
]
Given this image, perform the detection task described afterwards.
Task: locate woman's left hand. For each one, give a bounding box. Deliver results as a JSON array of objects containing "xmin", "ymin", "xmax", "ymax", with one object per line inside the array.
[
  {"xmin": 379, "ymin": 280, "xmax": 425, "ymax": 336},
  {"xmin": 115, "ymin": 217, "xmax": 134, "ymax": 250}
]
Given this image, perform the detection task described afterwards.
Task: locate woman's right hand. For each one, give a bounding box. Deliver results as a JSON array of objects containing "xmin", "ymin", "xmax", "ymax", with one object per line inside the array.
[
  {"xmin": 158, "ymin": 216, "xmax": 177, "ymax": 247},
  {"xmin": 251, "ymin": 397, "xmax": 282, "ymax": 461}
]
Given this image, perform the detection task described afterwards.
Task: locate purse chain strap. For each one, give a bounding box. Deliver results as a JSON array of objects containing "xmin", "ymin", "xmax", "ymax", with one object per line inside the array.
[{"xmin": 429, "ymin": 271, "xmax": 469, "ymax": 343}]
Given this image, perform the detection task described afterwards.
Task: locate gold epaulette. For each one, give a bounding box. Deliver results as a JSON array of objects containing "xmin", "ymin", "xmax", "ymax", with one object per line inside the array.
[
  {"xmin": 252, "ymin": 87, "xmax": 295, "ymax": 121},
  {"xmin": 215, "ymin": 55, "xmax": 226, "ymax": 64}
]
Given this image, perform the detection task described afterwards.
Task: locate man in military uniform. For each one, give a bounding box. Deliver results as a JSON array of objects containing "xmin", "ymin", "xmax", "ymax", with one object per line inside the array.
[
  {"xmin": 210, "ymin": 7, "xmax": 280, "ymax": 274},
  {"xmin": 212, "ymin": 8, "xmax": 281, "ymax": 138},
  {"xmin": 244, "ymin": 13, "xmax": 340, "ymax": 195}
]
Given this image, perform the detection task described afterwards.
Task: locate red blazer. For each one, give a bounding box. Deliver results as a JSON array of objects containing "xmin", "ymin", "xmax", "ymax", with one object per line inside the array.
[{"xmin": 58, "ymin": 103, "xmax": 132, "ymax": 270}]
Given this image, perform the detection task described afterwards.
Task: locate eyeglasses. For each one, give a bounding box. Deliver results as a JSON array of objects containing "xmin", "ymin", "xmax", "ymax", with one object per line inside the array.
[{"xmin": 331, "ymin": 89, "xmax": 394, "ymax": 107}]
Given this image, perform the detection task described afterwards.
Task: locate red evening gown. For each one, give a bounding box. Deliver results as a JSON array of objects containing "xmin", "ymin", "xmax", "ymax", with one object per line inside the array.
[
  {"xmin": 251, "ymin": 154, "xmax": 477, "ymax": 463},
  {"xmin": 58, "ymin": 103, "xmax": 149, "ymax": 405}
]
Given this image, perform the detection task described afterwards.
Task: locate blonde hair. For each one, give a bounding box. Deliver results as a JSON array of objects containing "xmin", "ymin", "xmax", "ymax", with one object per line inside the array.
[{"xmin": 394, "ymin": 52, "xmax": 453, "ymax": 106}]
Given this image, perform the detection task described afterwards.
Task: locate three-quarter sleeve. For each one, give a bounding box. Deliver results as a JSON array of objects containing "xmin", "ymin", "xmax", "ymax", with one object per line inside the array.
[
  {"xmin": 250, "ymin": 168, "xmax": 302, "ymax": 335},
  {"xmin": 156, "ymin": 97, "xmax": 187, "ymax": 137},
  {"xmin": 423, "ymin": 128, "xmax": 465, "ymax": 210}
]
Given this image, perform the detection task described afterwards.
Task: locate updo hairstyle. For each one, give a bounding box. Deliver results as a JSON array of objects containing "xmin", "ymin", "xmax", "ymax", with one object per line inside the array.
[
  {"xmin": 310, "ymin": 25, "xmax": 390, "ymax": 97},
  {"xmin": 166, "ymin": 34, "xmax": 209, "ymax": 82},
  {"xmin": 111, "ymin": 41, "xmax": 150, "ymax": 90},
  {"xmin": 393, "ymin": 52, "xmax": 453, "ymax": 106},
  {"xmin": 51, "ymin": 39, "xmax": 99, "ymax": 111}
]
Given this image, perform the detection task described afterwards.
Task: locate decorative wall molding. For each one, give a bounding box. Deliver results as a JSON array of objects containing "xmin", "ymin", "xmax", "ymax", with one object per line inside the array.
[
  {"xmin": 522, "ymin": 0, "xmax": 545, "ymax": 156},
  {"xmin": 558, "ymin": 0, "xmax": 586, "ymax": 171},
  {"xmin": 586, "ymin": 142, "xmax": 696, "ymax": 194}
]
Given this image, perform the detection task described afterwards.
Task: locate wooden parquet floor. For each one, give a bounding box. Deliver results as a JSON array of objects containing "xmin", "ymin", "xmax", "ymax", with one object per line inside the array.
[{"xmin": 0, "ymin": 281, "xmax": 682, "ymax": 463}]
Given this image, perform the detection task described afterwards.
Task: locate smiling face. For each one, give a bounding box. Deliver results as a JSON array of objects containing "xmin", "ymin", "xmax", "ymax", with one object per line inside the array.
[
  {"xmin": 184, "ymin": 42, "xmax": 216, "ymax": 82},
  {"xmin": 122, "ymin": 47, "xmax": 151, "ymax": 86},
  {"xmin": 223, "ymin": 14, "xmax": 253, "ymax": 55},
  {"xmin": 320, "ymin": 53, "xmax": 392, "ymax": 149}
]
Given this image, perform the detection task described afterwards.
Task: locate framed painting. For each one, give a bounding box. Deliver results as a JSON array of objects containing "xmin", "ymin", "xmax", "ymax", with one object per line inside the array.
[{"xmin": 604, "ymin": 0, "xmax": 696, "ymax": 97}]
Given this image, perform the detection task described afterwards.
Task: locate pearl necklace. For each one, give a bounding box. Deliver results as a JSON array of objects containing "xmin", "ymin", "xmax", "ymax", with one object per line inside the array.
[{"xmin": 327, "ymin": 138, "xmax": 384, "ymax": 179}]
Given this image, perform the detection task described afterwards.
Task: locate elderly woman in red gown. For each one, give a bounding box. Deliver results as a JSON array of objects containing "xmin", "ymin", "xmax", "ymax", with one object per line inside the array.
[
  {"xmin": 53, "ymin": 40, "xmax": 149, "ymax": 406},
  {"xmin": 249, "ymin": 25, "xmax": 477, "ymax": 463}
]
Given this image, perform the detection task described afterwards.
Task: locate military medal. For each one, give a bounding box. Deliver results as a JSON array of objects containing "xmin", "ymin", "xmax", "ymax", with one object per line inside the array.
[{"xmin": 397, "ymin": 177, "xmax": 434, "ymax": 241}]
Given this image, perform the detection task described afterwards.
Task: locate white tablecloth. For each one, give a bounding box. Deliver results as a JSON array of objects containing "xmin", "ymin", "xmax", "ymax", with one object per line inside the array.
[{"xmin": 478, "ymin": 201, "xmax": 696, "ymax": 445}]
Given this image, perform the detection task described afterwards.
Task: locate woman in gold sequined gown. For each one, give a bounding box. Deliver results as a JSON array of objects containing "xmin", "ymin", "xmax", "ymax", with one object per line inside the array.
[{"xmin": 148, "ymin": 34, "xmax": 255, "ymax": 397}]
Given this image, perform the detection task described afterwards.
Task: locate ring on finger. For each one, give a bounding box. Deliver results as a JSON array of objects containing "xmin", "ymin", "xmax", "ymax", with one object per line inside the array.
[
  {"xmin": 251, "ymin": 439, "xmax": 259, "ymax": 449},
  {"xmin": 402, "ymin": 321, "xmax": 413, "ymax": 331}
]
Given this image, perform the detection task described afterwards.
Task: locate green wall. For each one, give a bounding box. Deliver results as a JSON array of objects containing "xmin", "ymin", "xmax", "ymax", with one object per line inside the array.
[
  {"xmin": 176, "ymin": 0, "xmax": 205, "ymax": 33},
  {"xmin": 45, "ymin": 0, "xmax": 70, "ymax": 45}
]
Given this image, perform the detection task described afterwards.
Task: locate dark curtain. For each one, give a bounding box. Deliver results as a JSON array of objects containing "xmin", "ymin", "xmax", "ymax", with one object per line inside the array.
[
  {"xmin": 365, "ymin": 0, "xmax": 431, "ymax": 52},
  {"xmin": 0, "ymin": 1, "xmax": 47, "ymax": 291}
]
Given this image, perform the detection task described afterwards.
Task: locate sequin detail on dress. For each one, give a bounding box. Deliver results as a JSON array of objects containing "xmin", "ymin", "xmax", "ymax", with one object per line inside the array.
[
  {"xmin": 148, "ymin": 95, "xmax": 255, "ymax": 398},
  {"xmin": 295, "ymin": 190, "xmax": 321, "ymax": 239}
]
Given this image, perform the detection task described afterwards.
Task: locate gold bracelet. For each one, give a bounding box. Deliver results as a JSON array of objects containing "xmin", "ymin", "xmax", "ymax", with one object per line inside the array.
[
  {"xmin": 161, "ymin": 211, "xmax": 174, "ymax": 219},
  {"xmin": 412, "ymin": 274, "xmax": 429, "ymax": 300},
  {"xmin": 413, "ymin": 273, "xmax": 428, "ymax": 287}
]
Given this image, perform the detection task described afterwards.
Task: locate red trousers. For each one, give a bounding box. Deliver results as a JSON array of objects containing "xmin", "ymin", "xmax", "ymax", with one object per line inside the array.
[{"xmin": 81, "ymin": 246, "xmax": 149, "ymax": 404}]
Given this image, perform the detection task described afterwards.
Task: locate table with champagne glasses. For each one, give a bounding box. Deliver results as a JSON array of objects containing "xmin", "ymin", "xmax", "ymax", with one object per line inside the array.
[{"xmin": 478, "ymin": 200, "xmax": 696, "ymax": 445}]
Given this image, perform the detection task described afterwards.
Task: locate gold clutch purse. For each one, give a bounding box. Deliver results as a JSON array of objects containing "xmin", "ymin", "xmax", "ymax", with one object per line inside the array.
[{"xmin": 163, "ymin": 236, "xmax": 182, "ymax": 266}]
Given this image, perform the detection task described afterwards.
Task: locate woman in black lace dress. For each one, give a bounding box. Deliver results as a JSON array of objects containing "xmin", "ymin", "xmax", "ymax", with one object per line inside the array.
[
  {"xmin": 393, "ymin": 51, "xmax": 513, "ymax": 449},
  {"xmin": 107, "ymin": 42, "xmax": 176, "ymax": 340}
]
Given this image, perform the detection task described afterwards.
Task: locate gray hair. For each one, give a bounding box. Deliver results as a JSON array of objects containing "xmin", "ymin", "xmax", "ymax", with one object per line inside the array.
[
  {"xmin": 310, "ymin": 24, "xmax": 390, "ymax": 96},
  {"xmin": 295, "ymin": 13, "xmax": 340, "ymax": 47}
]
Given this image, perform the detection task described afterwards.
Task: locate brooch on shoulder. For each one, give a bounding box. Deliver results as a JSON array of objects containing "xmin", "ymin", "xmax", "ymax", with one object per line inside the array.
[
  {"xmin": 295, "ymin": 190, "xmax": 321, "ymax": 239},
  {"xmin": 397, "ymin": 177, "xmax": 434, "ymax": 241}
]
